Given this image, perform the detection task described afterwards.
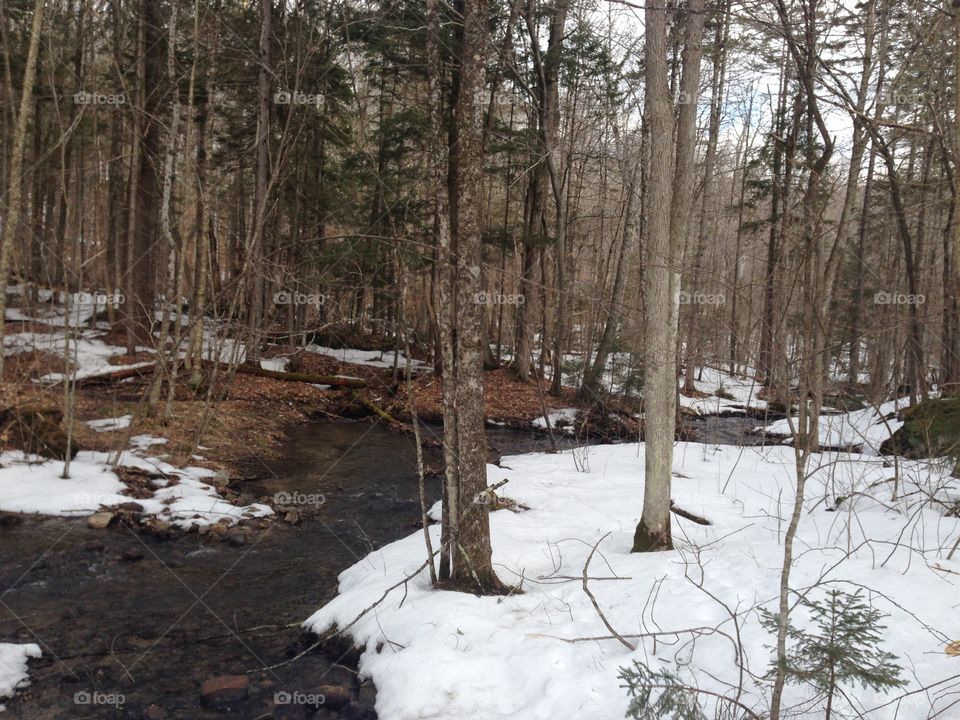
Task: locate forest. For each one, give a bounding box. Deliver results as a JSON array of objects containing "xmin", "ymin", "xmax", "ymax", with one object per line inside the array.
[{"xmin": 0, "ymin": 0, "xmax": 959, "ymax": 718}]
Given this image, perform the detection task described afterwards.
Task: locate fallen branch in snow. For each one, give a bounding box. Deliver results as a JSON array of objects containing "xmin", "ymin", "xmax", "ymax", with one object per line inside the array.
[
  {"xmin": 670, "ymin": 500, "xmax": 711, "ymax": 525},
  {"xmin": 232, "ymin": 363, "xmax": 366, "ymax": 388},
  {"xmin": 582, "ymin": 532, "xmax": 636, "ymax": 651},
  {"xmin": 58, "ymin": 362, "xmax": 157, "ymax": 386}
]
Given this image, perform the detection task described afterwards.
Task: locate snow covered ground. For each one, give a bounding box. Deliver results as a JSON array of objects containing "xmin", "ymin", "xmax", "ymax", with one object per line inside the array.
[
  {"xmin": 761, "ymin": 399, "xmax": 907, "ymax": 454},
  {"xmin": 306, "ymin": 442, "xmax": 960, "ymax": 720},
  {"xmin": 532, "ymin": 407, "xmax": 579, "ymax": 434},
  {"xmin": 3, "ymin": 330, "xmax": 153, "ymax": 382},
  {"xmin": 0, "ymin": 644, "xmax": 40, "ymax": 712},
  {"xmin": 305, "ymin": 345, "xmax": 426, "ymax": 370},
  {"xmin": 679, "ymin": 366, "xmax": 768, "ymax": 416},
  {"xmin": 0, "ymin": 444, "xmax": 271, "ymax": 529}
]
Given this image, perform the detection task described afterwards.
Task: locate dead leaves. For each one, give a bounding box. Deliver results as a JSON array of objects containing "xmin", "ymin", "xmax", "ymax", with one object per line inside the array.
[{"xmin": 946, "ymin": 641, "xmax": 960, "ymax": 657}]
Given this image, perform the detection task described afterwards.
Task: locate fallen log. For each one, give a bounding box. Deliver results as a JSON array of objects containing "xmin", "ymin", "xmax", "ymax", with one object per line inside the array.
[
  {"xmin": 73, "ymin": 363, "xmax": 156, "ymax": 386},
  {"xmin": 670, "ymin": 500, "xmax": 711, "ymax": 526},
  {"xmin": 352, "ymin": 392, "xmax": 403, "ymax": 426},
  {"xmin": 232, "ymin": 363, "xmax": 367, "ymax": 388}
]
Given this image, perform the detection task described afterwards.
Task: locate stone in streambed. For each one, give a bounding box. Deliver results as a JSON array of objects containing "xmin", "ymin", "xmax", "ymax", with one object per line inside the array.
[
  {"xmin": 87, "ymin": 511, "xmax": 115, "ymax": 529},
  {"xmin": 200, "ymin": 674, "xmax": 249, "ymax": 707}
]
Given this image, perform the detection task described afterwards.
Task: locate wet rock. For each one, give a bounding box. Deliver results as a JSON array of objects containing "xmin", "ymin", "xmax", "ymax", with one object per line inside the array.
[
  {"xmin": 87, "ymin": 512, "xmax": 115, "ymax": 529},
  {"xmin": 358, "ymin": 681, "xmax": 376, "ymax": 708},
  {"xmin": 283, "ymin": 509, "xmax": 300, "ymax": 524},
  {"xmin": 273, "ymin": 706, "xmax": 309, "ymax": 720},
  {"xmin": 0, "ymin": 513, "xmax": 23, "ymax": 528},
  {"xmin": 200, "ymin": 674, "xmax": 249, "ymax": 707},
  {"xmin": 142, "ymin": 704, "xmax": 165, "ymax": 720},
  {"xmin": 315, "ymin": 684, "xmax": 352, "ymax": 710},
  {"xmin": 342, "ymin": 701, "xmax": 376, "ymax": 720},
  {"xmin": 122, "ymin": 547, "xmax": 145, "ymax": 562},
  {"xmin": 226, "ymin": 531, "xmax": 247, "ymax": 547}
]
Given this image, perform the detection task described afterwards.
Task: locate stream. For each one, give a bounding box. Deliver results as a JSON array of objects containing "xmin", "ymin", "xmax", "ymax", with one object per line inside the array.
[{"xmin": 0, "ymin": 416, "xmax": 765, "ymax": 719}]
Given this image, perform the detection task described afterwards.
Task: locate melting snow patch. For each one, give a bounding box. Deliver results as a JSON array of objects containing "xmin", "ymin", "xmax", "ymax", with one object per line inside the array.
[
  {"xmin": 86, "ymin": 415, "xmax": 133, "ymax": 433},
  {"xmin": 0, "ymin": 643, "xmax": 41, "ymax": 712}
]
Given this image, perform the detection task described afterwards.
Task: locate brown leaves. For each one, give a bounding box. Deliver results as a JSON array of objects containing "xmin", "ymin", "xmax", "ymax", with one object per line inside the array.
[{"xmin": 946, "ymin": 641, "xmax": 960, "ymax": 657}]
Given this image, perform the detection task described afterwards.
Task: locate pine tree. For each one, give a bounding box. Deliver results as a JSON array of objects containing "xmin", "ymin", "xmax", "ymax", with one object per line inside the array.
[
  {"xmin": 618, "ymin": 662, "xmax": 706, "ymax": 720},
  {"xmin": 761, "ymin": 588, "xmax": 906, "ymax": 719}
]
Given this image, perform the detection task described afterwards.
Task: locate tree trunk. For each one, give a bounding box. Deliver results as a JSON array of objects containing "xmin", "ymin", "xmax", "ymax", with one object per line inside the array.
[
  {"xmin": 634, "ymin": 0, "xmax": 704, "ymax": 553},
  {"xmin": 0, "ymin": 0, "xmax": 45, "ymax": 372}
]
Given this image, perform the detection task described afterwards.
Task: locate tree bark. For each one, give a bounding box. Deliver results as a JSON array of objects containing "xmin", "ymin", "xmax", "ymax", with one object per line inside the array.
[{"xmin": 0, "ymin": 0, "xmax": 45, "ymax": 372}]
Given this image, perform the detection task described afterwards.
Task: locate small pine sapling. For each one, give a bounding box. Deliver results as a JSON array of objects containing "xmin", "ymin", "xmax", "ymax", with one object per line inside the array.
[
  {"xmin": 618, "ymin": 661, "xmax": 706, "ymax": 720},
  {"xmin": 760, "ymin": 588, "xmax": 906, "ymax": 719}
]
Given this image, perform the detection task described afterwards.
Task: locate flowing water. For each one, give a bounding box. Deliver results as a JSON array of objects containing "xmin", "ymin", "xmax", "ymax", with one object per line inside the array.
[{"xmin": 0, "ymin": 416, "xmax": 763, "ymax": 719}]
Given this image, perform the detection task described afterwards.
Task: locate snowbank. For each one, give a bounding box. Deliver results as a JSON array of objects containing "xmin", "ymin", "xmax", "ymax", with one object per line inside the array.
[
  {"xmin": 0, "ymin": 644, "xmax": 40, "ymax": 712},
  {"xmin": 679, "ymin": 366, "xmax": 768, "ymax": 415},
  {"xmin": 3, "ymin": 331, "xmax": 152, "ymax": 382},
  {"xmin": 0, "ymin": 448, "xmax": 271, "ymax": 529},
  {"xmin": 305, "ymin": 345, "xmax": 425, "ymax": 370},
  {"xmin": 761, "ymin": 399, "xmax": 907, "ymax": 454},
  {"xmin": 306, "ymin": 442, "xmax": 960, "ymax": 720},
  {"xmin": 532, "ymin": 407, "xmax": 578, "ymax": 434}
]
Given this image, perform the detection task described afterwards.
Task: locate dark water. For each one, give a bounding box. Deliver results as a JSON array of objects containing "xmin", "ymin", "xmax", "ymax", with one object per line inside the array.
[{"xmin": 0, "ymin": 416, "xmax": 761, "ymax": 719}]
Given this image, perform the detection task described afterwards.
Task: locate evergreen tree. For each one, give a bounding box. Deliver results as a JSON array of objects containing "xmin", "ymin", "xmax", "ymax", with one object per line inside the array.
[{"xmin": 761, "ymin": 588, "xmax": 906, "ymax": 719}]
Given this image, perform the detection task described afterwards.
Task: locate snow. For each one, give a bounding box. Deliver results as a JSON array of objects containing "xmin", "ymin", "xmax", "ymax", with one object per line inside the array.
[
  {"xmin": 0, "ymin": 447, "xmax": 271, "ymax": 529},
  {"xmin": 3, "ymin": 330, "xmax": 152, "ymax": 382},
  {"xmin": 532, "ymin": 408, "xmax": 579, "ymax": 434},
  {"xmin": 0, "ymin": 643, "xmax": 40, "ymax": 712},
  {"xmin": 679, "ymin": 366, "xmax": 768, "ymax": 415},
  {"xmin": 260, "ymin": 357, "xmax": 290, "ymax": 372},
  {"xmin": 85, "ymin": 415, "xmax": 133, "ymax": 433},
  {"xmin": 306, "ymin": 442, "xmax": 960, "ymax": 720},
  {"xmin": 761, "ymin": 399, "xmax": 907, "ymax": 454},
  {"xmin": 305, "ymin": 345, "xmax": 425, "ymax": 370},
  {"xmin": 5, "ymin": 289, "xmax": 120, "ymax": 327}
]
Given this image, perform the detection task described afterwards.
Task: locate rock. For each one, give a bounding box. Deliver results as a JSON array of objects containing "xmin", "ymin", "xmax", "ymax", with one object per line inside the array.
[
  {"xmin": 357, "ymin": 681, "xmax": 376, "ymax": 708},
  {"xmin": 315, "ymin": 685, "xmax": 352, "ymax": 710},
  {"xmin": 283, "ymin": 509, "xmax": 300, "ymax": 524},
  {"xmin": 122, "ymin": 547, "xmax": 145, "ymax": 562},
  {"xmin": 226, "ymin": 531, "xmax": 246, "ymax": 547},
  {"xmin": 200, "ymin": 675, "xmax": 249, "ymax": 707},
  {"xmin": 880, "ymin": 397, "xmax": 960, "ymax": 460},
  {"xmin": 0, "ymin": 513, "xmax": 23, "ymax": 528},
  {"xmin": 142, "ymin": 704, "xmax": 166, "ymax": 720},
  {"xmin": 342, "ymin": 701, "xmax": 376, "ymax": 720},
  {"xmin": 116, "ymin": 501, "xmax": 145, "ymax": 513},
  {"xmin": 272, "ymin": 705, "xmax": 309, "ymax": 720},
  {"xmin": 87, "ymin": 512, "xmax": 115, "ymax": 529}
]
